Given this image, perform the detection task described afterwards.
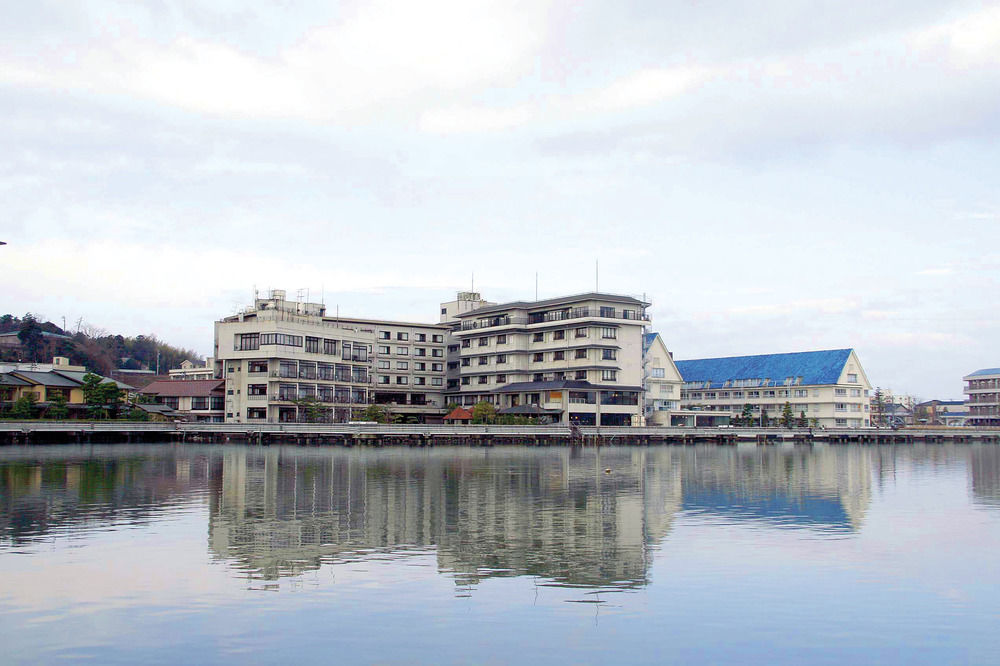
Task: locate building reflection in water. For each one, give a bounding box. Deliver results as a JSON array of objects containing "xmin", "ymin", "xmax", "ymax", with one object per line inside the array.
[{"xmin": 11, "ymin": 443, "xmax": 995, "ymax": 589}]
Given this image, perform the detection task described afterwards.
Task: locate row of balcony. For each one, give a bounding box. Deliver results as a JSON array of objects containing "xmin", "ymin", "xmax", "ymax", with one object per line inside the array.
[{"xmin": 460, "ymin": 307, "xmax": 648, "ymax": 331}]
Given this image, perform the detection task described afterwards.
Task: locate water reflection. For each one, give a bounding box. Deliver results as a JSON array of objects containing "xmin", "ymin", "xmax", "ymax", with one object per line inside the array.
[{"xmin": 3, "ymin": 444, "xmax": 998, "ymax": 589}]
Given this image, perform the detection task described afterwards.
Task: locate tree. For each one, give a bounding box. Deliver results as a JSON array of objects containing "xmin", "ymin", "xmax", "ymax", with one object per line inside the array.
[
  {"xmin": 872, "ymin": 387, "xmax": 886, "ymax": 428},
  {"xmin": 293, "ymin": 395, "xmax": 328, "ymax": 423},
  {"xmin": 780, "ymin": 401, "xmax": 794, "ymax": 429},
  {"xmin": 760, "ymin": 408, "xmax": 769, "ymax": 427},
  {"xmin": 740, "ymin": 403, "xmax": 754, "ymax": 427},
  {"xmin": 82, "ymin": 373, "xmax": 121, "ymax": 419},
  {"xmin": 471, "ymin": 401, "xmax": 497, "ymax": 424},
  {"xmin": 358, "ymin": 403, "xmax": 389, "ymax": 423},
  {"xmin": 10, "ymin": 394, "xmax": 38, "ymax": 419},
  {"xmin": 47, "ymin": 394, "xmax": 69, "ymax": 420},
  {"xmin": 797, "ymin": 411, "xmax": 808, "ymax": 428},
  {"xmin": 18, "ymin": 313, "xmax": 45, "ymax": 362}
]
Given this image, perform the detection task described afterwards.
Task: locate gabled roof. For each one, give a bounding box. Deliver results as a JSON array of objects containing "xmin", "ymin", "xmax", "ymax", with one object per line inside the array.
[
  {"xmin": 52, "ymin": 370, "xmax": 134, "ymax": 391},
  {"xmin": 643, "ymin": 332, "xmax": 658, "ymax": 346},
  {"xmin": 140, "ymin": 379, "xmax": 225, "ymax": 397},
  {"xmin": 10, "ymin": 370, "xmax": 82, "ymax": 388},
  {"xmin": 675, "ymin": 349, "xmax": 854, "ymax": 388},
  {"xmin": 0, "ymin": 373, "xmax": 32, "ymax": 386},
  {"xmin": 444, "ymin": 406, "xmax": 473, "ymax": 421}
]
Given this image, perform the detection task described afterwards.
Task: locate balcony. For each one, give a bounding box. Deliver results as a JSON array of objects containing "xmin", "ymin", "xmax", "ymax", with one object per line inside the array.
[{"xmin": 460, "ymin": 315, "xmax": 527, "ymax": 331}]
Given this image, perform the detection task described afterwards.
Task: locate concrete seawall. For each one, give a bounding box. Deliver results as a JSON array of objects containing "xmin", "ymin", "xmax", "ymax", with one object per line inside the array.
[{"xmin": 1, "ymin": 421, "xmax": 998, "ymax": 447}]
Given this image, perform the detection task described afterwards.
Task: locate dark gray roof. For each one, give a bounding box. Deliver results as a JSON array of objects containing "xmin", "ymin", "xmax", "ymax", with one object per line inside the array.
[
  {"xmin": 11, "ymin": 370, "xmax": 82, "ymax": 387},
  {"xmin": 456, "ymin": 292, "xmax": 649, "ymax": 318},
  {"xmin": 0, "ymin": 373, "xmax": 32, "ymax": 386},
  {"xmin": 497, "ymin": 405, "xmax": 563, "ymax": 415},
  {"xmin": 53, "ymin": 370, "xmax": 134, "ymax": 390}
]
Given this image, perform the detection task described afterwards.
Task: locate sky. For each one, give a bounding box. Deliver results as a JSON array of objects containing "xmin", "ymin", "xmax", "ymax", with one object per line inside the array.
[{"xmin": 2, "ymin": 0, "xmax": 999, "ymax": 400}]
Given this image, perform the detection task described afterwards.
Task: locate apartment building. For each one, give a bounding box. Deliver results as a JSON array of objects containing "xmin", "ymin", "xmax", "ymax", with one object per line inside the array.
[
  {"xmin": 642, "ymin": 333, "xmax": 684, "ymax": 425},
  {"xmin": 214, "ymin": 290, "xmax": 450, "ymax": 424},
  {"xmin": 675, "ymin": 349, "xmax": 872, "ymax": 428},
  {"xmin": 964, "ymin": 368, "xmax": 1000, "ymax": 427},
  {"xmin": 445, "ymin": 293, "xmax": 649, "ymax": 426}
]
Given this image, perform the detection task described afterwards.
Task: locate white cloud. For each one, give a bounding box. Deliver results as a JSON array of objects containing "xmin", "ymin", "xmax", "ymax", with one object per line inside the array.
[
  {"xmin": 577, "ymin": 66, "xmax": 708, "ymax": 113},
  {"xmin": 910, "ymin": 5, "xmax": 1000, "ymax": 66}
]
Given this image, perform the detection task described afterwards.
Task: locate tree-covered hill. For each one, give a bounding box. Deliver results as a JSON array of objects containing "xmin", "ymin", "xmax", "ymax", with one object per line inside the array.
[{"xmin": 1, "ymin": 313, "xmax": 203, "ymax": 374}]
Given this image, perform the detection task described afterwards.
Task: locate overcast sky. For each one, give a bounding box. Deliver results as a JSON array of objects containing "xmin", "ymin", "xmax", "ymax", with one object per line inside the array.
[{"xmin": 3, "ymin": 0, "xmax": 999, "ymax": 399}]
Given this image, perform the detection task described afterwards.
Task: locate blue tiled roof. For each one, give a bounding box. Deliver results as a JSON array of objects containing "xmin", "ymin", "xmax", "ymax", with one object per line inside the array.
[
  {"xmin": 968, "ymin": 368, "xmax": 1000, "ymax": 377},
  {"xmin": 643, "ymin": 333, "xmax": 658, "ymax": 346},
  {"xmin": 675, "ymin": 349, "xmax": 853, "ymax": 388}
]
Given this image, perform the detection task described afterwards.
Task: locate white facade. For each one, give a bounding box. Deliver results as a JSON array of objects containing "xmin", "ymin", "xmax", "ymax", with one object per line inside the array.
[
  {"xmin": 642, "ymin": 333, "xmax": 684, "ymax": 426},
  {"xmin": 446, "ymin": 293, "xmax": 649, "ymax": 426}
]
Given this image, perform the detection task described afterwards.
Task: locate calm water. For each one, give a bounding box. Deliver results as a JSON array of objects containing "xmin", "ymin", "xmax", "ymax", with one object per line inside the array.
[{"xmin": 1, "ymin": 443, "xmax": 999, "ymax": 665}]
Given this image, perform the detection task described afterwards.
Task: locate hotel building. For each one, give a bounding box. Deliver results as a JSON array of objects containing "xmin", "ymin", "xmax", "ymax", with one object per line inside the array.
[
  {"xmin": 444, "ymin": 293, "xmax": 650, "ymax": 426},
  {"xmin": 214, "ymin": 290, "xmax": 450, "ymax": 424},
  {"xmin": 964, "ymin": 368, "xmax": 1000, "ymax": 427},
  {"xmin": 642, "ymin": 333, "xmax": 684, "ymax": 425},
  {"xmin": 675, "ymin": 349, "xmax": 872, "ymax": 428}
]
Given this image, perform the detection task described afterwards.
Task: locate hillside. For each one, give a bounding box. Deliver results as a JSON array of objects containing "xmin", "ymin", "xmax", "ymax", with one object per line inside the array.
[{"xmin": 0, "ymin": 313, "xmax": 203, "ymax": 374}]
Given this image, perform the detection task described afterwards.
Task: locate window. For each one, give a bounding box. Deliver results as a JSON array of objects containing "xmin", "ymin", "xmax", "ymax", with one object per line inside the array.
[
  {"xmin": 396, "ymin": 347, "xmax": 408, "ymax": 355},
  {"xmin": 461, "ymin": 377, "xmax": 470, "ymax": 385},
  {"xmin": 396, "ymin": 361, "xmax": 409, "ymax": 370},
  {"xmin": 496, "ymin": 354, "xmax": 507, "ymax": 364},
  {"xmin": 600, "ymin": 327, "xmax": 617, "ymax": 339},
  {"xmin": 441, "ymin": 308, "xmax": 447, "ymax": 315},
  {"xmin": 478, "ymin": 337, "xmax": 489, "ymax": 347},
  {"xmin": 432, "ymin": 377, "xmax": 443, "ymax": 386},
  {"xmin": 432, "ymin": 334, "xmax": 444, "ymax": 343},
  {"xmin": 575, "ymin": 349, "xmax": 587, "ymax": 359},
  {"xmin": 414, "ymin": 362, "xmax": 426, "ymax": 371},
  {"xmin": 532, "ymin": 353, "xmax": 544, "ymax": 362},
  {"xmin": 601, "ymin": 349, "xmax": 617, "ymax": 360},
  {"xmin": 553, "ymin": 330, "xmax": 565, "ymax": 340},
  {"xmin": 651, "ymin": 367, "xmax": 665, "ymax": 378},
  {"xmin": 553, "ymin": 351, "xmax": 565, "ymax": 361},
  {"xmin": 478, "ymin": 376, "xmax": 488, "ymax": 385},
  {"xmin": 575, "ymin": 370, "xmax": 587, "ymax": 380},
  {"xmin": 396, "ymin": 376, "xmax": 408, "ymax": 385},
  {"xmin": 247, "ymin": 408, "xmax": 266, "ymax": 420},
  {"xmin": 835, "ymin": 403, "xmax": 847, "ymax": 411},
  {"xmin": 575, "ymin": 328, "xmax": 587, "ymax": 338},
  {"xmin": 533, "ymin": 332, "xmax": 544, "ymax": 342},
  {"xmin": 478, "ymin": 356, "xmax": 488, "ymax": 366},
  {"xmin": 601, "ymin": 369, "xmax": 617, "ymax": 381},
  {"xmin": 461, "ymin": 339, "xmax": 471, "ymax": 349},
  {"xmin": 378, "ymin": 345, "xmax": 390, "ymax": 354},
  {"xmin": 600, "ymin": 306, "xmax": 615, "ymax": 317},
  {"xmin": 533, "ymin": 374, "xmax": 544, "ymax": 382},
  {"xmin": 324, "ymin": 339, "xmax": 338, "ymax": 355},
  {"xmin": 496, "ymin": 334, "xmax": 507, "ymax": 344},
  {"xmin": 415, "ymin": 333, "xmax": 426, "ymax": 342},
  {"xmin": 835, "ymin": 418, "xmax": 847, "ymax": 427},
  {"xmin": 461, "ymin": 358, "xmax": 471, "ymax": 367},
  {"xmin": 414, "ymin": 348, "xmax": 427, "ymax": 357},
  {"xmin": 415, "ymin": 377, "xmax": 426, "ymax": 385},
  {"xmin": 496, "ymin": 374, "xmax": 507, "ymax": 384},
  {"xmin": 379, "ymin": 331, "xmax": 391, "ymax": 340},
  {"xmin": 848, "ymin": 373, "xmax": 858, "ymax": 383},
  {"xmin": 431, "ymin": 363, "xmax": 443, "ymax": 371},
  {"xmin": 835, "ymin": 388, "xmax": 847, "ymax": 396},
  {"xmin": 260, "ymin": 333, "xmax": 303, "ymax": 347},
  {"xmin": 431, "ymin": 349, "xmax": 443, "ymax": 357},
  {"xmin": 234, "ymin": 333, "xmax": 259, "ymax": 351},
  {"xmin": 248, "ymin": 360, "xmax": 268, "ymax": 373},
  {"xmin": 396, "ymin": 332, "xmax": 408, "ymax": 341}
]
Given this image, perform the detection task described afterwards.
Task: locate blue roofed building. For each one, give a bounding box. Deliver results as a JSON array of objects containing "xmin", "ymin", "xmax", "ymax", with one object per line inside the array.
[
  {"xmin": 642, "ymin": 332, "xmax": 684, "ymax": 425},
  {"xmin": 674, "ymin": 349, "xmax": 872, "ymax": 428}
]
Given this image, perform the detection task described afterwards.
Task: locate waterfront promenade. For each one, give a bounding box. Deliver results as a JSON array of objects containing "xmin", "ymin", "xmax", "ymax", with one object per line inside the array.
[{"xmin": 1, "ymin": 421, "xmax": 998, "ymax": 447}]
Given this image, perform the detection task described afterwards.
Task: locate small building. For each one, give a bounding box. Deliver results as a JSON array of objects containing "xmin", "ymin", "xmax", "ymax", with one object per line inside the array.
[
  {"xmin": 964, "ymin": 368, "xmax": 1000, "ymax": 427},
  {"xmin": 0, "ymin": 359, "xmax": 133, "ymax": 418},
  {"xmin": 443, "ymin": 406, "xmax": 473, "ymax": 424},
  {"xmin": 642, "ymin": 333, "xmax": 684, "ymax": 426},
  {"xmin": 914, "ymin": 399, "xmax": 967, "ymax": 426},
  {"xmin": 140, "ymin": 379, "xmax": 225, "ymax": 422},
  {"xmin": 168, "ymin": 358, "xmax": 215, "ymax": 381}
]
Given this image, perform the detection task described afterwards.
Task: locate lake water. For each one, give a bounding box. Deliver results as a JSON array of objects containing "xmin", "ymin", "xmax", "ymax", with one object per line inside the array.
[{"xmin": 1, "ymin": 443, "xmax": 999, "ymax": 664}]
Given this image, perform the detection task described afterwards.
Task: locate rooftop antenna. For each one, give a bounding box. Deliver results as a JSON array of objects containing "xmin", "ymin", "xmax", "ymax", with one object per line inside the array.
[
  {"xmin": 535, "ymin": 272, "xmax": 538, "ymax": 301},
  {"xmin": 595, "ymin": 259, "xmax": 599, "ymax": 292},
  {"xmin": 471, "ymin": 272, "xmax": 475, "ymax": 294}
]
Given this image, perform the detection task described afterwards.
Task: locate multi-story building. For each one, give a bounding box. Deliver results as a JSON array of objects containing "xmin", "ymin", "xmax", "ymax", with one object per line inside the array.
[
  {"xmin": 214, "ymin": 290, "xmax": 450, "ymax": 424},
  {"xmin": 964, "ymin": 368, "xmax": 1000, "ymax": 427},
  {"xmin": 445, "ymin": 293, "xmax": 650, "ymax": 425},
  {"xmin": 675, "ymin": 349, "xmax": 873, "ymax": 428},
  {"xmin": 168, "ymin": 358, "xmax": 216, "ymax": 381},
  {"xmin": 642, "ymin": 333, "xmax": 684, "ymax": 425}
]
